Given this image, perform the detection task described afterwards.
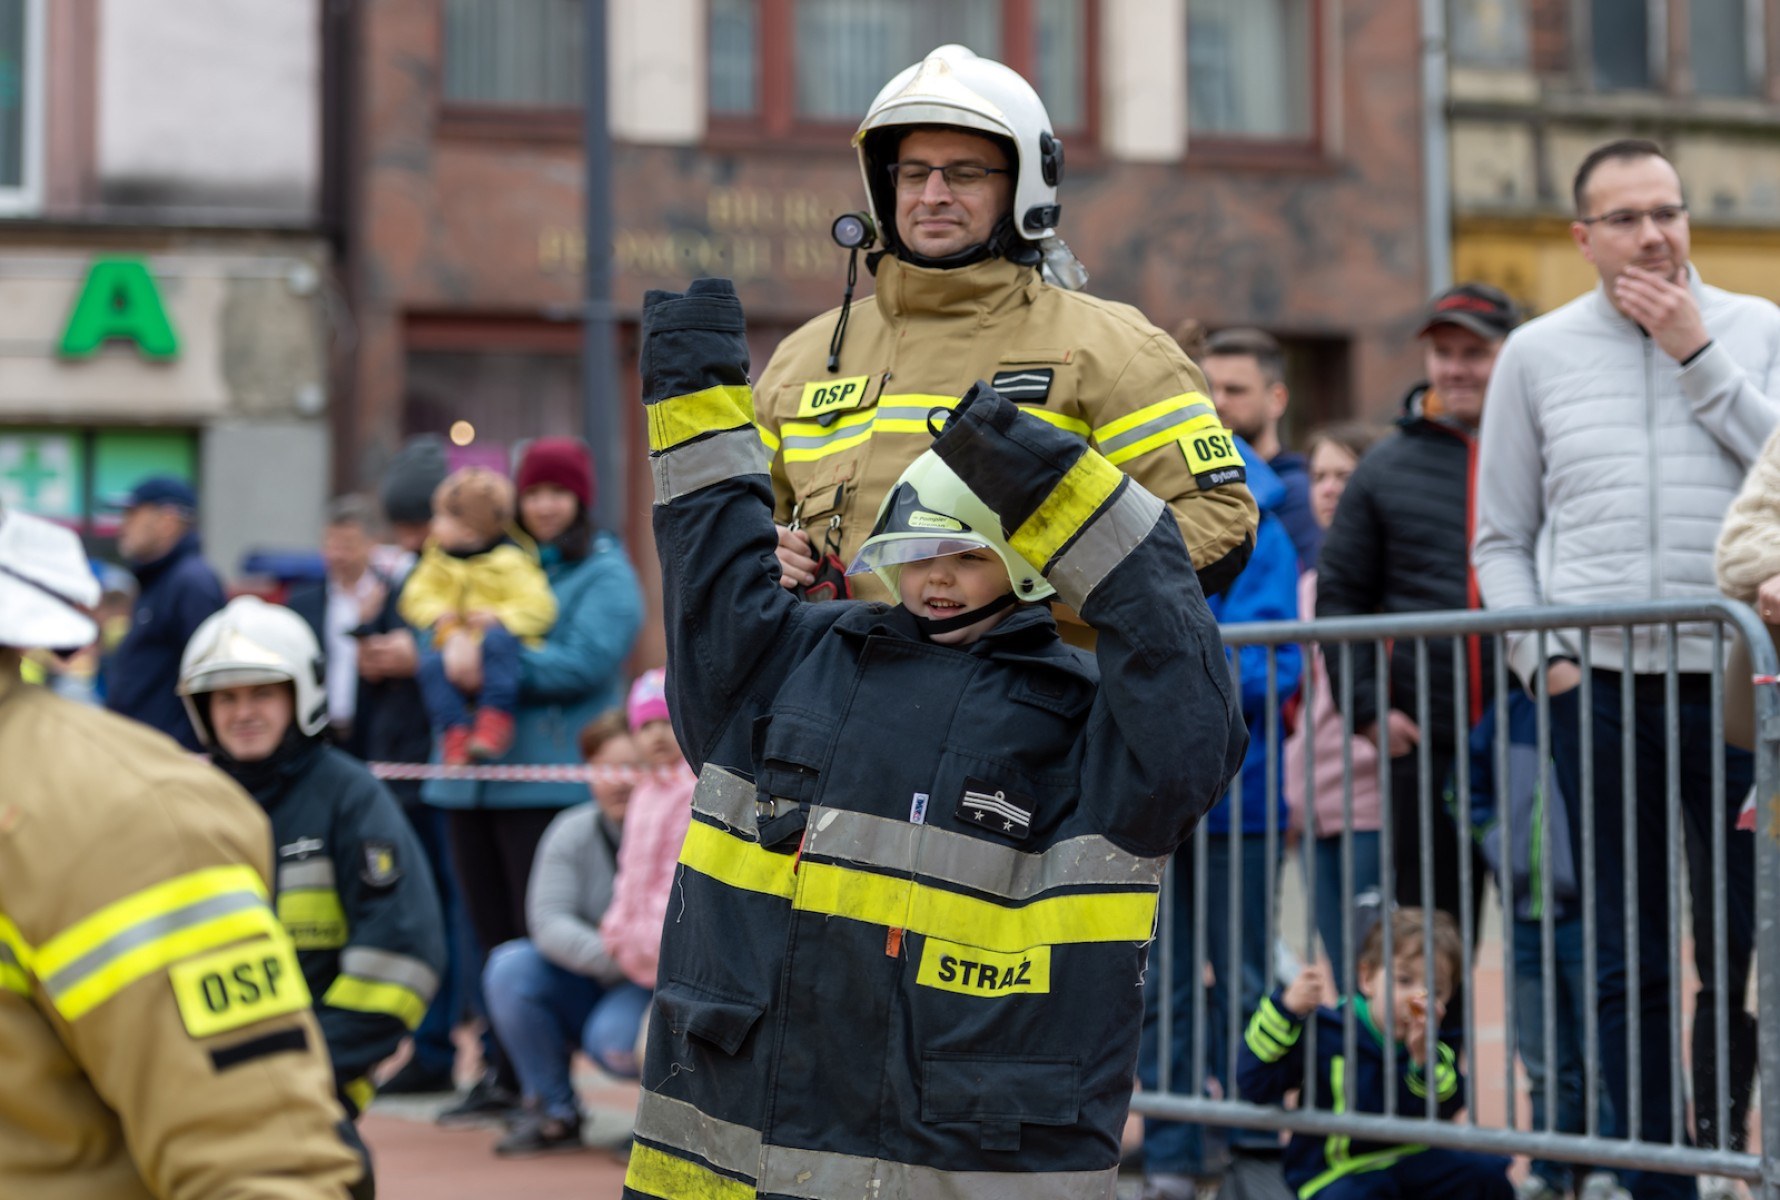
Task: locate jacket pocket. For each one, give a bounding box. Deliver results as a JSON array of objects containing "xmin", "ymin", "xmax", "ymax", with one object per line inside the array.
[
  {"xmin": 655, "ymin": 978, "xmax": 767, "ymax": 1056},
  {"xmin": 921, "ymin": 1052, "xmax": 1080, "ymax": 1151},
  {"xmin": 753, "ymin": 711, "xmax": 832, "ymax": 805}
]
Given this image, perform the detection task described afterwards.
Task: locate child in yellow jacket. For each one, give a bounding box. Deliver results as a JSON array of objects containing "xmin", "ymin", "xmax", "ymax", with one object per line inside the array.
[{"xmin": 400, "ymin": 467, "xmax": 556, "ymax": 765}]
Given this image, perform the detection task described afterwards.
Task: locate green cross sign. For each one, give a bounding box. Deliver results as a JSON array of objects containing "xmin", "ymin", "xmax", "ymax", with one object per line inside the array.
[
  {"xmin": 59, "ymin": 258, "xmax": 180, "ymax": 360},
  {"xmin": 0, "ymin": 434, "xmax": 79, "ymax": 518}
]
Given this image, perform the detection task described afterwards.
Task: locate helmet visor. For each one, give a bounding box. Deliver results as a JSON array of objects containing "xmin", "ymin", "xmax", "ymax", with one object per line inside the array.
[{"xmin": 847, "ymin": 534, "xmax": 993, "ymax": 578}]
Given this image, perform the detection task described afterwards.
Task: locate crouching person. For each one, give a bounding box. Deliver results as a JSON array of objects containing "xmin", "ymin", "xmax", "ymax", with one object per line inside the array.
[
  {"xmin": 622, "ymin": 279, "xmax": 1246, "ymax": 1200},
  {"xmin": 1238, "ymin": 908, "xmax": 1511, "ymax": 1199},
  {"xmin": 179, "ymin": 597, "xmax": 447, "ymax": 1119}
]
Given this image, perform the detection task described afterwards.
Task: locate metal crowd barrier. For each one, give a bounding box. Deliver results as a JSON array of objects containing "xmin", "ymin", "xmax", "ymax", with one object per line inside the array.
[{"xmin": 1131, "ymin": 599, "xmax": 1779, "ymax": 1197}]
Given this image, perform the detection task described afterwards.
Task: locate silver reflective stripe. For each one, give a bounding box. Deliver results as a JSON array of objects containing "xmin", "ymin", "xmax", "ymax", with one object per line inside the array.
[
  {"xmin": 1046, "ymin": 482, "xmax": 1167, "ymax": 610},
  {"xmin": 0, "ymin": 942, "xmax": 18, "ymax": 969},
  {"xmin": 41, "ymin": 890, "xmax": 264, "ymax": 1001},
  {"xmin": 279, "ymin": 858, "xmax": 336, "ymax": 890},
  {"xmin": 689, "ymin": 764, "xmax": 765, "ymax": 833},
  {"xmin": 339, "ymin": 946, "xmax": 440, "ymax": 1002},
  {"xmin": 652, "ymin": 427, "xmax": 771, "ymax": 505},
  {"xmin": 632, "ymin": 1091, "xmax": 761, "ymax": 1179},
  {"xmin": 1092, "ymin": 400, "xmax": 1216, "ymax": 459},
  {"xmin": 761, "ymin": 1143, "xmax": 1118, "ymax": 1200},
  {"xmin": 805, "ymin": 806, "xmax": 1164, "ymax": 900},
  {"xmin": 778, "ymin": 418, "xmax": 872, "ymax": 452}
]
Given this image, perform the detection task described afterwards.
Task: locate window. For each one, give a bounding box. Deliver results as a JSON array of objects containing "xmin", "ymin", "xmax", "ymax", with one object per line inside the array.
[
  {"xmin": 710, "ymin": 0, "xmax": 1090, "ymax": 136},
  {"xmin": 1590, "ymin": 0, "xmax": 1652, "ymax": 89},
  {"xmin": 1450, "ymin": 0, "xmax": 1529, "ymax": 68},
  {"xmin": 1188, "ymin": 0, "xmax": 1313, "ymax": 140},
  {"xmin": 442, "ymin": 0, "xmax": 584, "ymax": 108},
  {"xmin": 1691, "ymin": 0, "xmax": 1760, "ymax": 97},
  {"xmin": 0, "ymin": 0, "xmax": 43, "ymax": 214},
  {"xmin": 0, "ymin": 427, "xmax": 197, "ymax": 535}
]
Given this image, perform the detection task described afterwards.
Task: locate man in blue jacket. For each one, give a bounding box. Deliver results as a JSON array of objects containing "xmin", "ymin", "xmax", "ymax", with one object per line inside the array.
[
  {"xmin": 1139, "ymin": 442, "xmax": 1303, "ymax": 1200},
  {"xmin": 105, "ymin": 475, "xmax": 225, "ymax": 749}
]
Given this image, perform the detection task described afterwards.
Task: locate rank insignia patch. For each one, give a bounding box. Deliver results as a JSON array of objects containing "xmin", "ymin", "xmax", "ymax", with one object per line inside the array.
[
  {"xmin": 956, "ymin": 777, "xmax": 1034, "ymax": 842},
  {"xmin": 361, "ymin": 840, "xmax": 401, "ymax": 888},
  {"xmin": 990, "ymin": 369, "xmax": 1054, "ymax": 402}
]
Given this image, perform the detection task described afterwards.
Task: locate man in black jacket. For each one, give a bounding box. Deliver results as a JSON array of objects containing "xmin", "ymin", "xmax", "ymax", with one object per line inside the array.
[{"xmin": 1316, "ymin": 283, "xmax": 1518, "ymax": 935}]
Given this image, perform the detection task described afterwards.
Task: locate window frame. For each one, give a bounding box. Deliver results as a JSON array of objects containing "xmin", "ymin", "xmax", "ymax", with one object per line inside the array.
[
  {"xmin": 1184, "ymin": 0, "xmax": 1329, "ymax": 166},
  {"xmin": 0, "ymin": 0, "xmax": 46, "ymax": 216},
  {"xmin": 706, "ymin": 0, "xmax": 1101, "ymax": 152},
  {"xmin": 1683, "ymin": 0, "xmax": 1765, "ymax": 98},
  {"xmin": 433, "ymin": 0, "xmax": 585, "ymax": 142}
]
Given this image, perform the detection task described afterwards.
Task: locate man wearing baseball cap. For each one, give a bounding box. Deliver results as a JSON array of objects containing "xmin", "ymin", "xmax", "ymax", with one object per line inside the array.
[
  {"xmin": 106, "ymin": 474, "xmax": 225, "ymax": 748},
  {"xmin": 1314, "ymin": 281, "xmax": 1520, "ymax": 957}
]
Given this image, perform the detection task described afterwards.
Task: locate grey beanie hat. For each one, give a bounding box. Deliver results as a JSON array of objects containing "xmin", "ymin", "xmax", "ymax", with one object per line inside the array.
[{"xmin": 379, "ymin": 435, "xmax": 450, "ymax": 525}]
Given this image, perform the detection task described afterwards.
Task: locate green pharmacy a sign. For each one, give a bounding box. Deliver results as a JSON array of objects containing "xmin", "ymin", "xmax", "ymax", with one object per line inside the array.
[{"xmin": 58, "ymin": 258, "xmax": 180, "ymax": 360}]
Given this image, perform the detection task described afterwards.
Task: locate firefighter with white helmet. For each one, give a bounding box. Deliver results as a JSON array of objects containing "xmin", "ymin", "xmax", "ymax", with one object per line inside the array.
[
  {"xmin": 0, "ymin": 506, "xmax": 369, "ymax": 1198},
  {"xmin": 179, "ymin": 596, "xmax": 445, "ymax": 1122},
  {"xmin": 758, "ymin": 44, "xmax": 1256, "ymax": 617}
]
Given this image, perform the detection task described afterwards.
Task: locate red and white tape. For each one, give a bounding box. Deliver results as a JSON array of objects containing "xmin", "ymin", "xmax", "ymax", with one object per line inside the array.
[{"xmin": 367, "ymin": 761, "xmax": 682, "ymax": 783}]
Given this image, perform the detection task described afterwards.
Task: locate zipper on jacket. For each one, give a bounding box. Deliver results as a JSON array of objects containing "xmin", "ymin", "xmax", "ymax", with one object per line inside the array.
[{"xmin": 1644, "ymin": 336, "xmax": 1660, "ymax": 673}]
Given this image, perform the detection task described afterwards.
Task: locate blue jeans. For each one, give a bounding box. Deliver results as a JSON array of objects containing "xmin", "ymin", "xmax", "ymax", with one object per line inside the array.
[
  {"xmin": 417, "ymin": 624, "xmax": 521, "ymax": 732},
  {"xmin": 1139, "ymin": 831, "xmax": 1277, "ymax": 1175},
  {"xmin": 483, "ymin": 940, "xmax": 652, "ymax": 1121},
  {"xmin": 1548, "ymin": 672, "xmax": 1757, "ymax": 1199},
  {"xmin": 1512, "ymin": 915, "xmax": 1588, "ymax": 1191},
  {"xmin": 1309, "ymin": 830, "xmax": 1382, "ymax": 994}
]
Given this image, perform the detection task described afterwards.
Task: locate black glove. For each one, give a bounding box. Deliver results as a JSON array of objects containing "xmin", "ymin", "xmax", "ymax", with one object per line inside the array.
[
  {"xmin": 640, "ymin": 278, "xmax": 749, "ymax": 408},
  {"xmin": 932, "ymin": 379, "xmax": 1096, "ymax": 537}
]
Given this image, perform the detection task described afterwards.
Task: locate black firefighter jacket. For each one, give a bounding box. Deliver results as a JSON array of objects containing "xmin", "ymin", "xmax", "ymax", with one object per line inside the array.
[
  {"xmin": 623, "ymin": 279, "xmax": 1247, "ymax": 1200},
  {"xmin": 240, "ymin": 741, "xmax": 445, "ymax": 1116},
  {"xmin": 1315, "ymin": 384, "xmax": 1497, "ymax": 744}
]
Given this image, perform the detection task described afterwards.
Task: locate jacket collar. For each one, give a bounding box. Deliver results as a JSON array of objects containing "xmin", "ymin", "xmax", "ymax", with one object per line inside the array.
[
  {"xmin": 829, "ymin": 599, "xmax": 1091, "ymax": 680},
  {"xmin": 1396, "ymin": 382, "xmax": 1475, "ymax": 441},
  {"xmin": 871, "ymin": 254, "xmax": 1039, "ymax": 323},
  {"xmin": 1588, "ymin": 262, "xmax": 1708, "ymax": 332}
]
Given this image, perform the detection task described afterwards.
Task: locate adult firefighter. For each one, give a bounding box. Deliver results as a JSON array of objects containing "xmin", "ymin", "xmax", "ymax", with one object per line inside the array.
[
  {"xmin": 178, "ymin": 596, "xmax": 446, "ymax": 1120},
  {"xmin": 623, "ymin": 279, "xmax": 1243, "ymax": 1199},
  {"xmin": 0, "ymin": 504, "xmax": 369, "ymax": 1198},
  {"xmin": 762, "ymin": 44, "xmax": 1256, "ymax": 607}
]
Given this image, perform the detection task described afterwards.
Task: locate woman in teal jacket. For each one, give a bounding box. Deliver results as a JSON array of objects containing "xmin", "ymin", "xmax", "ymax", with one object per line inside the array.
[{"xmin": 422, "ymin": 437, "xmax": 642, "ymax": 1117}]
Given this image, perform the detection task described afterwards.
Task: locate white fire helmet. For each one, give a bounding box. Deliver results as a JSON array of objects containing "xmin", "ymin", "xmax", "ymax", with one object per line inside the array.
[
  {"xmin": 178, "ymin": 595, "xmax": 327, "ymax": 744},
  {"xmin": 0, "ymin": 504, "xmax": 99, "ymax": 651},
  {"xmin": 854, "ymin": 44, "xmax": 1067, "ymax": 253},
  {"xmin": 847, "ymin": 450, "xmax": 1053, "ymax": 602}
]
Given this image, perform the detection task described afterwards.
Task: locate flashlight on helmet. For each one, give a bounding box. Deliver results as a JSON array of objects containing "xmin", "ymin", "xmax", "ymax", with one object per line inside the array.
[{"xmin": 831, "ymin": 212, "xmax": 876, "ymax": 251}]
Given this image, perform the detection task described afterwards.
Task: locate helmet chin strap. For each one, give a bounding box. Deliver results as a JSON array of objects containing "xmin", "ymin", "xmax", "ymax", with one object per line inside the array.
[
  {"xmin": 892, "ymin": 215, "xmax": 1041, "ymax": 270},
  {"xmin": 911, "ymin": 589, "xmax": 1018, "ymax": 637}
]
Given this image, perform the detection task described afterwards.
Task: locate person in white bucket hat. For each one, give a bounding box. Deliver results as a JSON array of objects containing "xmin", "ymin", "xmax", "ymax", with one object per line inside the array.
[{"xmin": 0, "ymin": 498, "xmax": 371, "ymax": 1200}]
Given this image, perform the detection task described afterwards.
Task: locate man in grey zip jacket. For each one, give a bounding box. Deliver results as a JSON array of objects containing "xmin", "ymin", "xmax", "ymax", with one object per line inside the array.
[{"xmin": 1473, "ymin": 138, "xmax": 1780, "ymax": 1199}]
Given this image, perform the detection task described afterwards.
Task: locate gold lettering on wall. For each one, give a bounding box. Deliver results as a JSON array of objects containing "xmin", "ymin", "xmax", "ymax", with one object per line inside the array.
[{"xmin": 542, "ymin": 187, "xmax": 854, "ymax": 283}]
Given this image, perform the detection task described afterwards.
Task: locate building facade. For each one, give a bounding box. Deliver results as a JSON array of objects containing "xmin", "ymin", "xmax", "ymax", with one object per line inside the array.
[
  {"xmin": 1448, "ymin": 0, "xmax": 1780, "ymax": 315},
  {"xmin": 344, "ymin": 0, "xmax": 1436, "ymax": 604},
  {"xmin": 0, "ymin": 0, "xmax": 336, "ymax": 580}
]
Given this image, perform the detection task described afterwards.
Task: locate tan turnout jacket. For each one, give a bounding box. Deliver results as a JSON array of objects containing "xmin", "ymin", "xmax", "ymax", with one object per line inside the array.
[
  {"xmin": 757, "ymin": 254, "xmax": 1258, "ymax": 604},
  {"xmin": 0, "ymin": 660, "xmax": 366, "ymax": 1199}
]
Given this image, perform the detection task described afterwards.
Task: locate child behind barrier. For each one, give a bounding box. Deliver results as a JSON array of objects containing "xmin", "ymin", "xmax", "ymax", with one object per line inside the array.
[
  {"xmin": 400, "ymin": 468, "xmax": 557, "ymax": 766},
  {"xmin": 1238, "ymin": 907, "xmax": 1512, "ymax": 1200}
]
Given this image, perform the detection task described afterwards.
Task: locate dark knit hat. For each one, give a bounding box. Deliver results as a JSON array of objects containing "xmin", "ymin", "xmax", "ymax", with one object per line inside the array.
[
  {"xmin": 516, "ymin": 438, "xmax": 595, "ymax": 510},
  {"xmin": 433, "ymin": 468, "xmax": 515, "ymax": 543},
  {"xmin": 380, "ymin": 435, "xmax": 450, "ymax": 525}
]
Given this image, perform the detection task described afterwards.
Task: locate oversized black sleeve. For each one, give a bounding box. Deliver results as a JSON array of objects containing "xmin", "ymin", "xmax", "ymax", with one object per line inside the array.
[
  {"xmin": 931, "ymin": 381, "xmax": 1247, "ymax": 857},
  {"xmin": 639, "ymin": 279, "xmax": 849, "ymax": 766}
]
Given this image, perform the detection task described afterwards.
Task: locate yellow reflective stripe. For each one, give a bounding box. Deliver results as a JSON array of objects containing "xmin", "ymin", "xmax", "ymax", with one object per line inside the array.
[
  {"xmin": 779, "ymin": 407, "xmax": 877, "ymax": 463},
  {"xmin": 755, "ymin": 422, "xmax": 780, "ymax": 453},
  {"xmin": 0, "ymin": 918, "xmax": 29, "ymax": 995},
  {"xmin": 1091, "ymin": 393, "xmax": 1209, "ymax": 443},
  {"xmin": 680, "ymin": 821, "xmax": 1157, "ymax": 951},
  {"xmin": 1257, "ymin": 994, "xmax": 1298, "ymax": 1040},
  {"xmin": 0, "ymin": 912, "xmax": 35, "ymax": 974},
  {"xmin": 1009, "ymin": 450, "xmax": 1124, "ymax": 570},
  {"xmin": 1244, "ymin": 997, "xmax": 1300, "ymax": 1063},
  {"xmin": 782, "ymin": 428, "xmax": 872, "ymax": 464},
  {"xmin": 1103, "ymin": 411, "xmax": 1225, "ymax": 468},
  {"xmin": 35, "ymin": 865, "xmax": 278, "ymax": 1021},
  {"xmin": 648, "ymin": 384, "xmax": 755, "ymax": 453},
  {"xmin": 344, "ymin": 1076, "xmax": 376, "ymax": 1115},
  {"xmin": 679, "ymin": 821, "xmax": 798, "ymax": 899},
  {"xmin": 1406, "ymin": 1043, "xmax": 1459, "ymax": 1100},
  {"xmin": 323, "ymin": 974, "xmax": 430, "ymax": 1029},
  {"xmin": 795, "ymin": 859, "xmax": 1155, "ymax": 952},
  {"xmin": 626, "ymin": 1142, "xmax": 756, "ymax": 1200},
  {"xmin": 1299, "ymin": 1054, "xmax": 1425, "ymax": 1198},
  {"xmin": 1023, "ymin": 407, "xmax": 1093, "ymax": 437},
  {"xmin": 277, "ymin": 888, "xmax": 349, "ymax": 950}
]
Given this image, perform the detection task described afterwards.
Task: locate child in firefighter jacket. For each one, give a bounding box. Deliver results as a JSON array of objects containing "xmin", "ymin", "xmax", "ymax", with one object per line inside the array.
[{"xmin": 621, "ymin": 278, "xmax": 1247, "ymax": 1200}]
